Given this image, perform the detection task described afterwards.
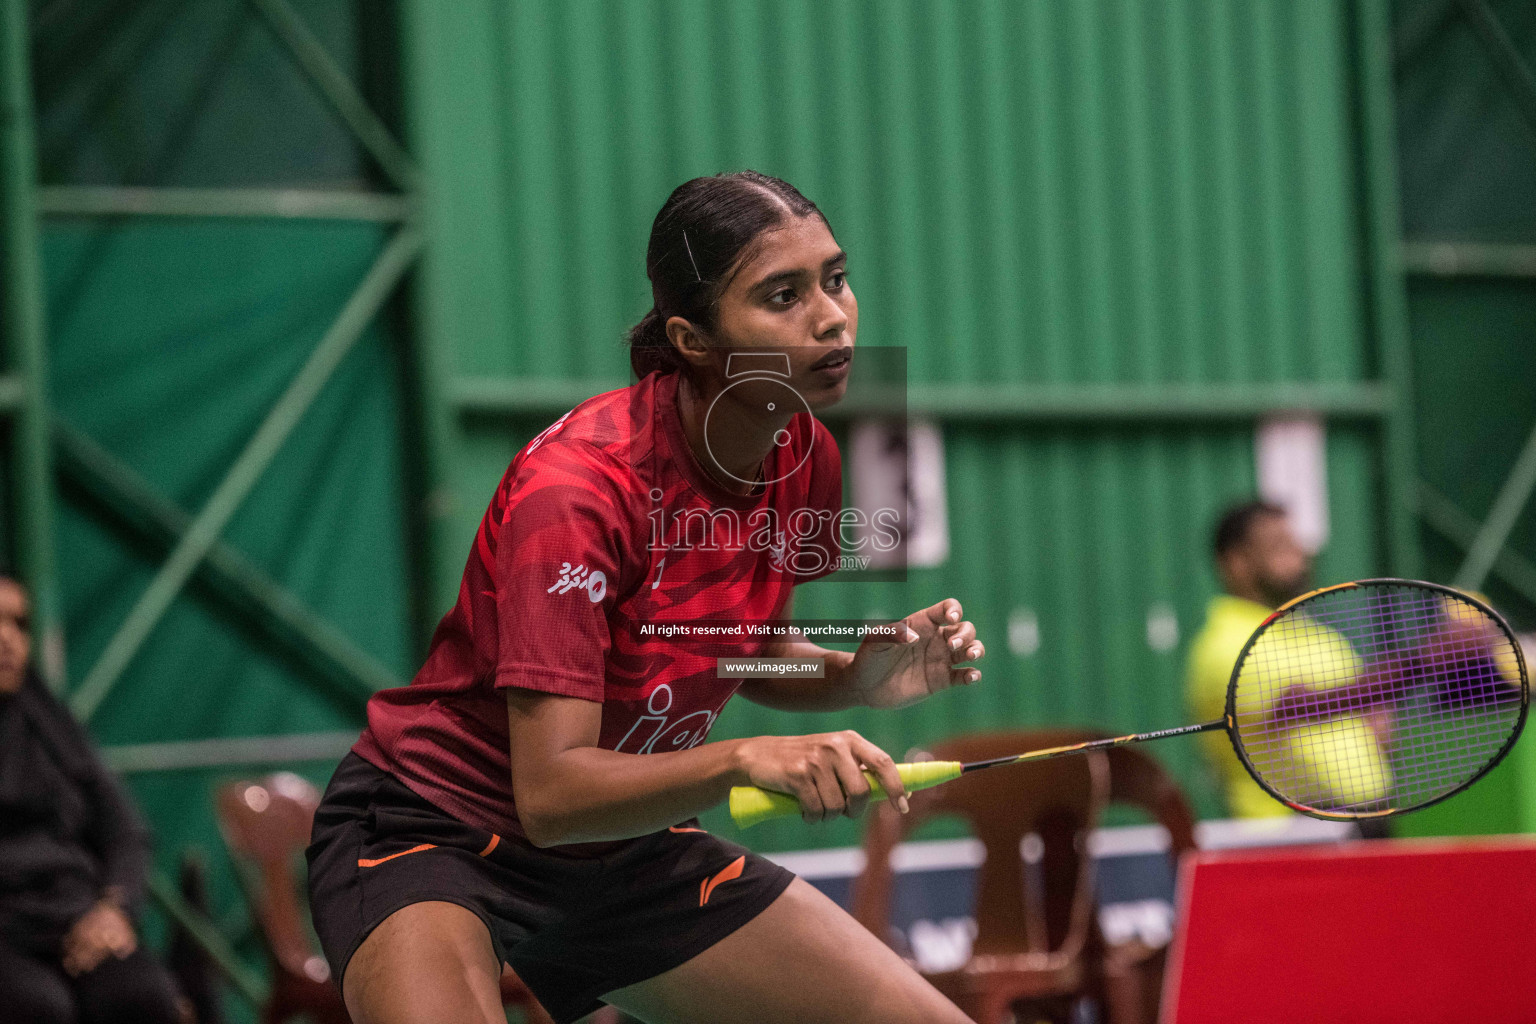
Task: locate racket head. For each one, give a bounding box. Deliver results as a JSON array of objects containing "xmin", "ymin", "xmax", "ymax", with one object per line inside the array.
[{"xmin": 1225, "ymin": 579, "xmax": 1528, "ymax": 821}]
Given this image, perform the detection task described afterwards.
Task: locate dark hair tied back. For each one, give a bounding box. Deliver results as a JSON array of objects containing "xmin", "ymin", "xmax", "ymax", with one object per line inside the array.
[
  {"xmin": 627, "ymin": 307, "xmax": 677, "ymax": 377},
  {"xmin": 626, "ymin": 170, "xmax": 834, "ymax": 380}
]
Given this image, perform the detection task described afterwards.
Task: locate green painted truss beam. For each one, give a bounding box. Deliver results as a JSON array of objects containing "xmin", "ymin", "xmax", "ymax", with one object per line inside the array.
[
  {"xmin": 69, "ymin": 226, "xmax": 420, "ymax": 721},
  {"xmin": 55, "ymin": 422, "xmax": 402, "ymax": 708}
]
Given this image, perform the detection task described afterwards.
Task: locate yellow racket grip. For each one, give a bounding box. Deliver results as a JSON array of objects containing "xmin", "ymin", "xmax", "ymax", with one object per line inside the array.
[{"xmin": 729, "ymin": 760, "xmax": 964, "ymax": 829}]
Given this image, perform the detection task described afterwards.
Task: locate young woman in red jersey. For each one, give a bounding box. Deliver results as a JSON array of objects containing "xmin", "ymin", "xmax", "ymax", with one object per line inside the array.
[{"xmin": 307, "ymin": 172, "xmax": 987, "ymax": 1024}]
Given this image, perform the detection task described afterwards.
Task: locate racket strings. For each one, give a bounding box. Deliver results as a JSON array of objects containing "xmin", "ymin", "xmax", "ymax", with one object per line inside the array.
[{"xmin": 1231, "ymin": 584, "xmax": 1524, "ymax": 815}]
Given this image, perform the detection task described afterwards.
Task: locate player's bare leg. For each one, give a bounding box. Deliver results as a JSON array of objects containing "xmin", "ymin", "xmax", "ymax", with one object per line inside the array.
[
  {"xmin": 603, "ymin": 877, "xmax": 974, "ymax": 1024},
  {"xmin": 342, "ymin": 901, "xmax": 505, "ymax": 1024}
]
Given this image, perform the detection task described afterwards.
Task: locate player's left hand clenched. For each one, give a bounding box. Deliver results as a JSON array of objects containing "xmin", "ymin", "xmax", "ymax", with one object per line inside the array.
[{"xmin": 847, "ymin": 598, "xmax": 984, "ymax": 710}]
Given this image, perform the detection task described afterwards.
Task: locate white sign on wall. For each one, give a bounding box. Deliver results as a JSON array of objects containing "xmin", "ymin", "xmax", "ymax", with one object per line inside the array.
[
  {"xmin": 850, "ymin": 419, "xmax": 950, "ymax": 569},
  {"xmin": 1256, "ymin": 415, "xmax": 1329, "ymax": 555}
]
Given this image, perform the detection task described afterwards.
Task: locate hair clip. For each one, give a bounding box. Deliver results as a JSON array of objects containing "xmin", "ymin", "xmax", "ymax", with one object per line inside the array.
[{"xmin": 682, "ymin": 230, "xmax": 703, "ymax": 283}]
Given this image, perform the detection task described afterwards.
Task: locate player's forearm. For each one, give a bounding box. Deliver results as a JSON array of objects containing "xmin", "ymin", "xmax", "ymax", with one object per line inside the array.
[
  {"xmin": 516, "ymin": 739, "xmax": 751, "ymax": 846},
  {"xmin": 736, "ymin": 643, "xmax": 862, "ymax": 711}
]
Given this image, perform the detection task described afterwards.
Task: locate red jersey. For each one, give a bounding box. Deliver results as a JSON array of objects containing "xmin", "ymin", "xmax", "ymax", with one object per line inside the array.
[{"xmin": 353, "ymin": 370, "xmax": 843, "ymax": 844}]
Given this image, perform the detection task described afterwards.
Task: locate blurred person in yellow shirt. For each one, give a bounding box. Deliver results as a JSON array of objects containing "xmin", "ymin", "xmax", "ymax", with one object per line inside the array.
[{"xmin": 1186, "ymin": 501, "xmax": 1326, "ymax": 818}]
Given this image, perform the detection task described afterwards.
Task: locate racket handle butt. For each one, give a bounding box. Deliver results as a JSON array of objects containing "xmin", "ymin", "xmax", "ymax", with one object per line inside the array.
[{"xmin": 729, "ymin": 760, "xmax": 964, "ymax": 829}]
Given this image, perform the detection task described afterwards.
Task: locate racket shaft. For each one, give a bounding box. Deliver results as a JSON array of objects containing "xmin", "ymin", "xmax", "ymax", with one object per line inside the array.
[
  {"xmin": 963, "ymin": 719, "xmax": 1226, "ymax": 772},
  {"xmin": 729, "ymin": 759, "xmax": 963, "ymax": 828}
]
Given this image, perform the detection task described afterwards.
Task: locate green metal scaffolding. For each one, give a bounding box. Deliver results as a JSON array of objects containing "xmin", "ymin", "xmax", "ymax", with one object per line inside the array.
[
  {"xmin": 1, "ymin": 0, "xmax": 431, "ymax": 1007},
  {"xmin": 1, "ymin": 0, "xmax": 62, "ymax": 689},
  {"xmin": 1393, "ymin": 0, "xmax": 1536, "ymax": 607}
]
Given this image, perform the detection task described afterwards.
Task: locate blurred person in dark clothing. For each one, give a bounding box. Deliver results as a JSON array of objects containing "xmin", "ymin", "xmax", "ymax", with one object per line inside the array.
[{"xmin": 0, "ymin": 576, "xmax": 185, "ymax": 1023}]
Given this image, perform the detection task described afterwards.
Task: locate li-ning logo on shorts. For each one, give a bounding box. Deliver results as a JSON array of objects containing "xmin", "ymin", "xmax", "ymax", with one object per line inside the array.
[
  {"xmin": 699, "ymin": 856, "xmax": 746, "ymax": 906},
  {"xmin": 548, "ymin": 562, "xmax": 607, "ymax": 603}
]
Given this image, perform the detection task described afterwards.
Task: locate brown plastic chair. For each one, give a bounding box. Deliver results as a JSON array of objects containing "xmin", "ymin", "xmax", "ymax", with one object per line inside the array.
[
  {"xmin": 215, "ymin": 773, "xmax": 345, "ymax": 1024},
  {"xmin": 1004, "ymin": 731, "xmax": 1198, "ymax": 1024},
  {"xmin": 851, "ymin": 733, "xmax": 1112, "ymax": 1024},
  {"xmin": 215, "ymin": 773, "xmax": 596, "ymax": 1024}
]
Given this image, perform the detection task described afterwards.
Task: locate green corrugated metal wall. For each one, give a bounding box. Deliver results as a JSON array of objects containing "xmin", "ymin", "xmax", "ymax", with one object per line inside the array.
[
  {"xmin": 403, "ymin": 0, "xmax": 1397, "ymax": 846},
  {"xmin": 408, "ymin": 0, "xmax": 1367, "ymax": 389}
]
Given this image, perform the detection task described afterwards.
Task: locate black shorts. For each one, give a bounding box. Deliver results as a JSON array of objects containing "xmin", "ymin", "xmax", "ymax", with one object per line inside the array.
[{"xmin": 306, "ymin": 753, "xmax": 795, "ymax": 1023}]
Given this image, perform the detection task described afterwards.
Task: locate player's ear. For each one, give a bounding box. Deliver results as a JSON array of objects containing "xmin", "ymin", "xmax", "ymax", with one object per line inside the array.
[{"xmin": 665, "ymin": 316, "xmax": 711, "ymax": 369}]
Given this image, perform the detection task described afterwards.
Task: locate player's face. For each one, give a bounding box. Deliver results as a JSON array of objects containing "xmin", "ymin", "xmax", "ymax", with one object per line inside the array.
[
  {"xmin": 708, "ymin": 215, "xmax": 856, "ymax": 410},
  {"xmin": 1247, "ymin": 515, "xmax": 1312, "ymax": 607},
  {"xmin": 0, "ymin": 580, "xmax": 31, "ymax": 695}
]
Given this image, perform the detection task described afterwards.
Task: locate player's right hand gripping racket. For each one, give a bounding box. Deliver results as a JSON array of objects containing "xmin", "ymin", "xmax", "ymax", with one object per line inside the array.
[{"xmin": 730, "ymin": 579, "xmax": 1528, "ymax": 828}]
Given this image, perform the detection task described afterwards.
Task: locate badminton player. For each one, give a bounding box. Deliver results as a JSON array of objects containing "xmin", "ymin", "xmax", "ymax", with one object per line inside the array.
[
  {"xmin": 1190, "ymin": 502, "xmax": 1391, "ymax": 814},
  {"xmin": 307, "ymin": 171, "xmax": 985, "ymax": 1024}
]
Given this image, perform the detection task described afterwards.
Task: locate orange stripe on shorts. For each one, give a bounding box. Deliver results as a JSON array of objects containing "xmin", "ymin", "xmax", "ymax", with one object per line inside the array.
[
  {"xmin": 357, "ymin": 843, "xmax": 436, "ymax": 868},
  {"xmin": 478, "ymin": 834, "xmax": 501, "ymax": 857}
]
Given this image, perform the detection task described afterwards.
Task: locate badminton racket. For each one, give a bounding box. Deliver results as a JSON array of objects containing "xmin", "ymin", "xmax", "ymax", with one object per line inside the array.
[{"xmin": 730, "ymin": 579, "xmax": 1528, "ymax": 827}]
